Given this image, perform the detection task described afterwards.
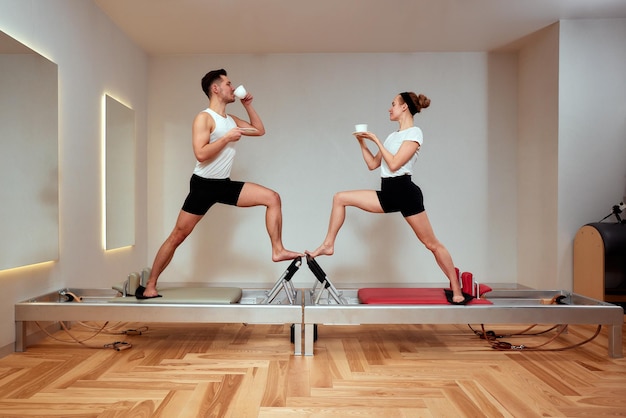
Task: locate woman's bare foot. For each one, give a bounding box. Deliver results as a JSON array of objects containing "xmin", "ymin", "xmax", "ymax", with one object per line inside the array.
[
  {"xmin": 305, "ymin": 243, "xmax": 334, "ymax": 258},
  {"xmin": 272, "ymin": 248, "xmax": 303, "ymax": 262},
  {"xmin": 449, "ymin": 277, "xmax": 465, "ymax": 303},
  {"xmin": 452, "ymin": 293, "xmax": 465, "ymax": 303}
]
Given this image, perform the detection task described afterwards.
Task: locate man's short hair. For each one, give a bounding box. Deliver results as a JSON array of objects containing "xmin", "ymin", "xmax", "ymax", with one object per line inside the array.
[{"xmin": 201, "ymin": 69, "xmax": 227, "ymax": 98}]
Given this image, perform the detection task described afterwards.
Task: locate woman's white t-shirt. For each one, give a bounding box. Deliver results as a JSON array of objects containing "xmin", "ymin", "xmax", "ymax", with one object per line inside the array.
[{"xmin": 380, "ymin": 126, "xmax": 423, "ymax": 178}]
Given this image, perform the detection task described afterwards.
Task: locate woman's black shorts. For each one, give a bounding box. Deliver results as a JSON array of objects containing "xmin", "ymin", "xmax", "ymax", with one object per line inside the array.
[
  {"xmin": 182, "ymin": 174, "xmax": 245, "ymax": 215},
  {"xmin": 376, "ymin": 175, "xmax": 425, "ymax": 217}
]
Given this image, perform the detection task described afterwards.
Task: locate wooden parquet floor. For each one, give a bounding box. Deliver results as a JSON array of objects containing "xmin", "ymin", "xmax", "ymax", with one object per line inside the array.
[{"xmin": 0, "ymin": 319, "xmax": 625, "ymax": 417}]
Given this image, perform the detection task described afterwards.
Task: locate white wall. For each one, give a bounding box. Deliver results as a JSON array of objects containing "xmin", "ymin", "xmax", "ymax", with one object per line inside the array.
[
  {"xmin": 516, "ymin": 19, "xmax": 626, "ymax": 290},
  {"xmin": 487, "ymin": 53, "xmax": 519, "ymax": 281},
  {"xmin": 147, "ymin": 53, "xmax": 519, "ymax": 288},
  {"xmin": 517, "ymin": 24, "xmax": 561, "ymax": 289},
  {"xmin": 557, "ymin": 19, "xmax": 626, "ymax": 289},
  {"xmin": 0, "ymin": 0, "xmax": 148, "ymax": 353}
]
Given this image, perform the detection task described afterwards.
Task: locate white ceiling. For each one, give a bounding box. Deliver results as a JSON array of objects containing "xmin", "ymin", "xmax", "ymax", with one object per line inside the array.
[{"xmin": 94, "ymin": 0, "xmax": 626, "ymax": 55}]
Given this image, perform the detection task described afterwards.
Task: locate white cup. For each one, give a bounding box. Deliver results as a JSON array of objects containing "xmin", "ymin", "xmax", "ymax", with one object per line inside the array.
[
  {"xmin": 234, "ymin": 85, "xmax": 247, "ymax": 99},
  {"xmin": 354, "ymin": 123, "xmax": 368, "ymax": 133}
]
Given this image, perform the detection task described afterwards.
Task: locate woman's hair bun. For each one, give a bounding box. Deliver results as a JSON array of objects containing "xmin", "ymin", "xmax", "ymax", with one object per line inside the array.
[{"xmin": 416, "ymin": 94, "xmax": 430, "ymax": 111}]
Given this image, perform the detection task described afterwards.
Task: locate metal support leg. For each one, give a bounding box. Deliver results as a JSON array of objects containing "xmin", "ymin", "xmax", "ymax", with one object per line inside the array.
[
  {"xmin": 304, "ymin": 323, "xmax": 315, "ymax": 356},
  {"xmin": 15, "ymin": 321, "xmax": 25, "ymax": 352},
  {"xmin": 608, "ymin": 323, "xmax": 623, "ymax": 358},
  {"xmin": 292, "ymin": 323, "xmax": 302, "ymax": 355}
]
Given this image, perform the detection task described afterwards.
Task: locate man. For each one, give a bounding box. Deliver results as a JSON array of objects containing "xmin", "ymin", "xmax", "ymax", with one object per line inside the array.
[{"xmin": 143, "ymin": 69, "xmax": 301, "ymax": 297}]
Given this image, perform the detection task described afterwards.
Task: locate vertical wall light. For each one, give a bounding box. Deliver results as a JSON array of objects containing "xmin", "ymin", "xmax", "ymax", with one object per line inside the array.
[
  {"xmin": 103, "ymin": 94, "xmax": 136, "ymax": 250},
  {"xmin": 0, "ymin": 30, "xmax": 59, "ymax": 271}
]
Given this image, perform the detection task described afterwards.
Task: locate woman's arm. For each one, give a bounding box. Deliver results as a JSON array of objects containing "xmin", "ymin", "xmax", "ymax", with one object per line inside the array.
[
  {"xmin": 356, "ymin": 136, "xmax": 382, "ymax": 170},
  {"xmin": 357, "ymin": 132, "xmax": 420, "ymax": 172},
  {"xmin": 379, "ymin": 140, "xmax": 420, "ymax": 172}
]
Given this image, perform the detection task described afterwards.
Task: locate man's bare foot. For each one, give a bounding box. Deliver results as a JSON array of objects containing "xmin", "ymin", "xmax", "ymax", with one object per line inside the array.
[
  {"xmin": 272, "ymin": 248, "xmax": 304, "ymax": 262},
  {"xmin": 143, "ymin": 283, "xmax": 159, "ymax": 298},
  {"xmin": 305, "ymin": 244, "xmax": 334, "ymax": 258}
]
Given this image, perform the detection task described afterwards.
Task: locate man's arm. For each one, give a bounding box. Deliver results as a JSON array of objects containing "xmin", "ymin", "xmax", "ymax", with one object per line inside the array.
[
  {"xmin": 192, "ymin": 112, "xmax": 242, "ymax": 163},
  {"xmin": 230, "ymin": 94, "xmax": 265, "ymax": 136}
]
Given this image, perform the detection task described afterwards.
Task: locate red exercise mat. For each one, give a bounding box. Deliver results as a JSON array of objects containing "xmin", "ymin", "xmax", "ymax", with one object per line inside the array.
[{"xmin": 357, "ymin": 287, "xmax": 492, "ymax": 305}]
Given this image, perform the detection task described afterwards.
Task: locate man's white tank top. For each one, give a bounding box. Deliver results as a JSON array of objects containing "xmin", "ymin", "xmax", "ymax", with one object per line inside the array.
[{"xmin": 193, "ymin": 108, "xmax": 237, "ymax": 179}]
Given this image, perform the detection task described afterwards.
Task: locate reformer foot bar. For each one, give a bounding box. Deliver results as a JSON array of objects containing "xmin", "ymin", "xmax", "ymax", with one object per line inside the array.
[
  {"xmin": 307, "ymin": 255, "xmax": 345, "ymax": 304},
  {"xmin": 303, "ymin": 257, "xmax": 624, "ymax": 358},
  {"xmin": 15, "ymin": 258, "xmax": 304, "ymax": 355},
  {"xmin": 266, "ymin": 256, "xmax": 301, "ymax": 304}
]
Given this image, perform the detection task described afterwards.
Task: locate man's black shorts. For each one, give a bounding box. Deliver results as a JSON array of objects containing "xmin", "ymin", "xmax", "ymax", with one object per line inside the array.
[{"xmin": 181, "ymin": 174, "xmax": 245, "ymax": 215}]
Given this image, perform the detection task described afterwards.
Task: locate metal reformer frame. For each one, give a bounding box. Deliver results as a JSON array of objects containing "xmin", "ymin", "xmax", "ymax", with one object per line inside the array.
[
  {"xmin": 15, "ymin": 259, "xmax": 305, "ymax": 355},
  {"xmin": 301, "ymin": 257, "xmax": 624, "ymax": 358},
  {"xmin": 13, "ymin": 256, "xmax": 624, "ymax": 359}
]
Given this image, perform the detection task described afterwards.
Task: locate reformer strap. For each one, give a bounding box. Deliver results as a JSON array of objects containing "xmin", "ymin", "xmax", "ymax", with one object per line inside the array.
[
  {"xmin": 135, "ymin": 285, "xmax": 162, "ymax": 300},
  {"xmin": 104, "ymin": 341, "xmax": 132, "ymax": 351},
  {"xmin": 470, "ymin": 295, "xmax": 603, "ymax": 352},
  {"xmin": 444, "ymin": 289, "xmax": 474, "ymax": 305},
  {"xmin": 476, "ymin": 323, "xmax": 602, "ymax": 352},
  {"xmin": 35, "ymin": 320, "xmax": 134, "ymax": 351}
]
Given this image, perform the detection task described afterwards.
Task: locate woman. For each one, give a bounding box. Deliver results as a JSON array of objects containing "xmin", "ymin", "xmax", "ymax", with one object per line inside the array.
[{"xmin": 307, "ymin": 91, "xmax": 464, "ymax": 303}]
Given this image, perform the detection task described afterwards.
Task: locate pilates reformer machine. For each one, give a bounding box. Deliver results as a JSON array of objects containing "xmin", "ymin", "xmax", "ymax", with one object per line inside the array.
[
  {"xmin": 303, "ymin": 255, "xmax": 624, "ymax": 358},
  {"xmin": 13, "ymin": 255, "xmax": 624, "ymax": 358},
  {"xmin": 14, "ymin": 258, "xmax": 304, "ymax": 355}
]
